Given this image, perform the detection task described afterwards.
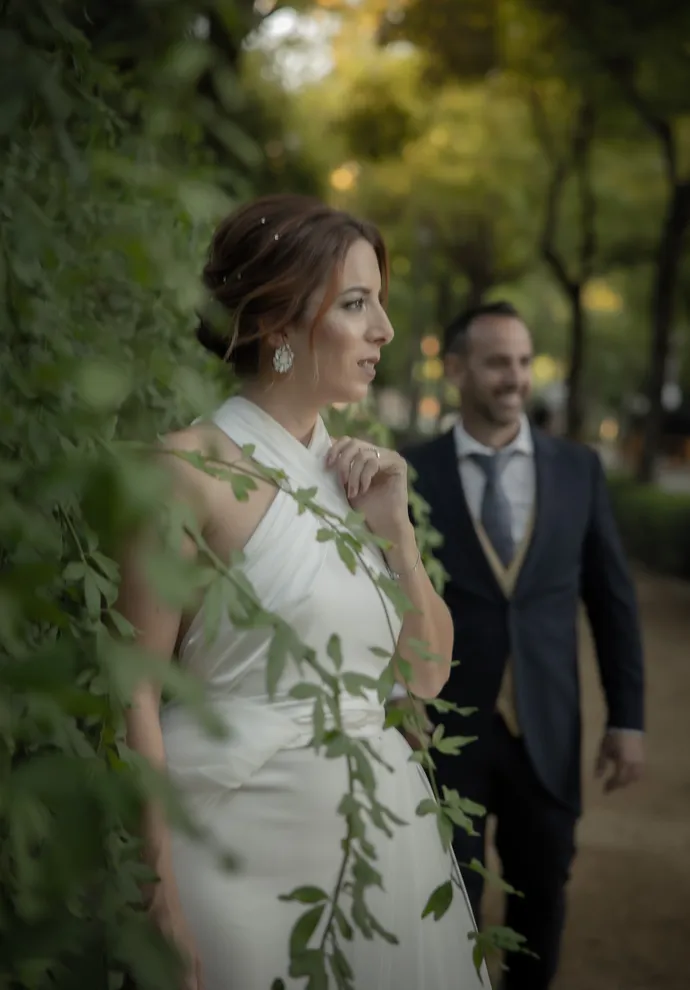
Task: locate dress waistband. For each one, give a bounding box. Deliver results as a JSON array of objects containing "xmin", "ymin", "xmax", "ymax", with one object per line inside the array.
[{"xmin": 161, "ymin": 696, "xmax": 385, "ymax": 796}]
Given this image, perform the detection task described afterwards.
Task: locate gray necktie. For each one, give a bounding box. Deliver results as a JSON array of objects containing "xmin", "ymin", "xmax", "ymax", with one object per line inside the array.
[{"xmin": 470, "ymin": 452, "xmax": 515, "ymax": 566}]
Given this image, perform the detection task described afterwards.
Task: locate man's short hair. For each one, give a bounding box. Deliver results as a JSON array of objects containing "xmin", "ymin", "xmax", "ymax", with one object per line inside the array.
[{"xmin": 443, "ymin": 300, "xmax": 522, "ymax": 356}]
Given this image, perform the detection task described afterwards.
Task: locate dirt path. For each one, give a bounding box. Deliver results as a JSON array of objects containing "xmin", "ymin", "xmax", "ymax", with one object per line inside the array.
[{"xmin": 483, "ymin": 569, "xmax": 690, "ymax": 989}]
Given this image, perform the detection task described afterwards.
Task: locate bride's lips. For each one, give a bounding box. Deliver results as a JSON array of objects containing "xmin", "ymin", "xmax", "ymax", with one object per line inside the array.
[{"xmin": 357, "ymin": 358, "xmax": 378, "ymax": 380}]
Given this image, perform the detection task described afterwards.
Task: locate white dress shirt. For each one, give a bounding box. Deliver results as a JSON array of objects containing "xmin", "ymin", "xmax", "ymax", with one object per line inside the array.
[{"xmin": 453, "ymin": 415, "xmax": 535, "ymax": 541}]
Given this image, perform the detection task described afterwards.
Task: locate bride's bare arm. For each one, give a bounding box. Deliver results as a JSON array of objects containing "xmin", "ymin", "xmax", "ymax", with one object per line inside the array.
[
  {"xmin": 385, "ymin": 521, "xmax": 453, "ymax": 700},
  {"xmin": 115, "ymin": 432, "xmax": 209, "ymax": 989}
]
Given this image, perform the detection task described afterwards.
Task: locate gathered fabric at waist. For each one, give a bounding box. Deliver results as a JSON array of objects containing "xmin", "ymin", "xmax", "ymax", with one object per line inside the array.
[{"xmin": 161, "ymin": 695, "xmax": 385, "ymax": 798}]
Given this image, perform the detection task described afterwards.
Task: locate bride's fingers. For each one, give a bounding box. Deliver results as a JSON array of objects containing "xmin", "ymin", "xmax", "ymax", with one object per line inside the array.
[
  {"xmin": 346, "ymin": 449, "xmax": 370, "ymax": 498},
  {"xmin": 356, "ymin": 457, "xmax": 380, "ymax": 496},
  {"xmin": 335, "ymin": 443, "xmax": 363, "ymax": 487},
  {"xmin": 326, "ymin": 435, "xmax": 353, "ymax": 467}
]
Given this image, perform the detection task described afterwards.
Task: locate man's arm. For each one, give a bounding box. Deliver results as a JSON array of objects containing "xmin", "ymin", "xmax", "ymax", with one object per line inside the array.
[
  {"xmin": 581, "ymin": 451, "xmax": 645, "ymax": 730},
  {"xmin": 581, "ymin": 451, "xmax": 645, "ymax": 790}
]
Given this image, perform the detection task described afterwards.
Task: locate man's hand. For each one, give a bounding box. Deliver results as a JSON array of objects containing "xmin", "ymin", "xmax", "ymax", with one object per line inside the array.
[{"xmin": 595, "ymin": 730, "xmax": 645, "ymax": 793}]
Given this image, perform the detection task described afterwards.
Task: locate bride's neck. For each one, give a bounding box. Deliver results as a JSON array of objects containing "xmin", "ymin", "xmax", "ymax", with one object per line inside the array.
[{"xmin": 239, "ymin": 380, "xmax": 320, "ymax": 448}]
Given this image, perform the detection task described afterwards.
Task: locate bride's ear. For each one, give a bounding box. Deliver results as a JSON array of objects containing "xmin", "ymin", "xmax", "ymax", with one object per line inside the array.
[{"xmin": 266, "ymin": 329, "xmax": 292, "ymax": 353}]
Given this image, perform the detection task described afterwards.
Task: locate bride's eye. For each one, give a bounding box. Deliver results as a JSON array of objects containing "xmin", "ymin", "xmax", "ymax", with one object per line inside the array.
[{"xmin": 344, "ymin": 297, "xmax": 366, "ymax": 312}]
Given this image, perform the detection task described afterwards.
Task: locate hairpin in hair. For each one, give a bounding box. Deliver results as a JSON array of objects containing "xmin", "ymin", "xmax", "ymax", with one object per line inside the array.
[{"xmin": 260, "ymin": 217, "xmax": 266, "ymax": 224}]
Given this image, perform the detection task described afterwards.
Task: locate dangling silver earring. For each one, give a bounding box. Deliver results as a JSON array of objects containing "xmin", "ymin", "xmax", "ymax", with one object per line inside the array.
[{"xmin": 272, "ymin": 340, "xmax": 294, "ymax": 374}]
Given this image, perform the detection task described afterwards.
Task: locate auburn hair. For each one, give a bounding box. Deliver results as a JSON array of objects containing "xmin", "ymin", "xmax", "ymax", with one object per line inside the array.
[{"xmin": 196, "ymin": 193, "xmax": 389, "ymax": 376}]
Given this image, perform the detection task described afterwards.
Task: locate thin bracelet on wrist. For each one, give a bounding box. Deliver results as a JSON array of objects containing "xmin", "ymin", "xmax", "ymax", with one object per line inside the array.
[{"xmin": 386, "ymin": 548, "xmax": 421, "ymax": 581}]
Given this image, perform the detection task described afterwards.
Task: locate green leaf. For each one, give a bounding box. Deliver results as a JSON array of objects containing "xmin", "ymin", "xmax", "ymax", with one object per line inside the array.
[
  {"xmin": 368, "ymin": 914, "xmax": 399, "ymax": 945},
  {"xmin": 351, "ymin": 746, "xmax": 376, "ymax": 792},
  {"xmin": 435, "ymin": 733, "xmax": 478, "ymax": 755},
  {"xmin": 370, "ymin": 646, "xmax": 390, "ymax": 659},
  {"xmin": 316, "ymin": 528, "xmax": 336, "ymax": 543},
  {"xmin": 325, "ymin": 732, "xmax": 351, "ymax": 759},
  {"xmin": 288, "ymin": 905, "xmax": 325, "ymax": 958},
  {"xmin": 290, "ymin": 682, "xmax": 322, "ymax": 700},
  {"xmin": 376, "ymin": 661, "xmax": 396, "ymax": 702},
  {"xmin": 471, "ymin": 925, "xmax": 534, "ymax": 958},
  {"xmin": 422, "ymin": 880, "xmax": 454, "ymax": 921},
  {"xmin": 383, "ymin": 705, "xmax": 406, "ymax": 728},
  {"xmin": 90, "ymin": 550, "xmax": 120, "ymax": 582},
  {"xmin": 442, "ymin": 791, "xmax": 486, "ymax": 820},
  {"xmin": 279, "ymin": 886, "xmax": 328, "ymax": 905},
  {"xmin": 435, "ymin": 812, "xmax": 454, "ymax": 851},
  {"xmin": 294, "ymin": 486, "xmax": 318, "ymax": 507},
  {"xmin": 352, "ymin": 854, "xmax": 383, "ymax": 890},
  {"xmin": 63, "ymin": 561, "xmax": 87, "ymax": 582},
  {"xmin": 228, "ymin": 470, "xmax": 257, "ymax": 502},
  {"xmin": 342, "ymin": 672, "xmax": 378, "ymax": 698},
  {"xmin": 84, "ymin": 569, "xmax": 102, "ymax": 619},
  {"xmin": 266, "ymin": 630, "xmax": 289, "ymax": 700},
  {"xmin": 472, "ymin": 941, "xmax": 485, "ymax": 974},
  {"xmin": 289, "ymin": 949, "xmax": 329, "ymax": 987},
  {"xmin": 336, "ymin": 538, "xmax": 358, "ymax": 573},
  {"xmin": 329, "ymin": 944, "xmax": 354, "ymax": 984},
  {"xmin": 377, "ymin": 574, "xmax": 413, "ymax": 615},
  {"xmin": 76, "ymin": 360, "xmax": 131, "ymax": 411},
  {"xmin": 312, "ymin": 696, "xmax": 326, "ymax": 748},
  {"xmin": 442, "ymin": 806, "xmax": 475, "ymax": 834},
  {"xmin": 203, "ymin": 576, "xmax": 228, "ymax": 645},
  {"xmin": 415, "ymin": 798, "xmax": 440, "ymax": 818},
  {"xmin": 334, "ymin": 906, "xmax": 354, "ymax": 941},
  {"xmin": 466, "ymin": 858, "xmax": 522, "ymax": 896},
  {"xmin": 326, "ymin": 633, "xmax": 343, "ymax": 669},
  {"xmin": 109, "ymin": 609, "xmax": 135, "ymax": 638}
]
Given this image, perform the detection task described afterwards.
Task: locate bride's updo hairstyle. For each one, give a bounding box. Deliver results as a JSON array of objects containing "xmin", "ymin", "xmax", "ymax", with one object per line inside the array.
[{"xmin": 196, "ymin": 193, "xmax": 389, "ymax": 377}]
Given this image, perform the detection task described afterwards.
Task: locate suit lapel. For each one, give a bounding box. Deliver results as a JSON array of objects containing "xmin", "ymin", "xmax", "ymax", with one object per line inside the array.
[
  {"xmin": 515, "ymin": 429, "xmax": 558, "ymax": 592},
  {"xmin": 430, "ymin": 431, "xmax": 503, "ymax": 596}
]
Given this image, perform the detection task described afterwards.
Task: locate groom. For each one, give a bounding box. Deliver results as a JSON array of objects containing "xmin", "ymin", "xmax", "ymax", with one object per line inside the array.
[{"xmin": 401, "ymin": 302, "xmax": 645, "ymax": 990}]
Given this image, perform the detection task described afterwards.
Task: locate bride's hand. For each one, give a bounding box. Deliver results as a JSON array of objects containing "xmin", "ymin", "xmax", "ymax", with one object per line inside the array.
[
  {"xmin": 152, "ymin": 896, "xmax": 204, "ymax": 990},
  {"xmin": 326, "ymin": 436, "xmax": 409, "ymax": 543}
]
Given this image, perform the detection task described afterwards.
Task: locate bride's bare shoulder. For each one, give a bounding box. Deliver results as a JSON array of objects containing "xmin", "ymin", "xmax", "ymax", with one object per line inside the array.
[
  {"xmin": 155, "ymin": 421, "xmax": 243, "ymax": 502},
  {"xmin": 160, "ymin": 420, "xmax": 244, "ymax": 466}
]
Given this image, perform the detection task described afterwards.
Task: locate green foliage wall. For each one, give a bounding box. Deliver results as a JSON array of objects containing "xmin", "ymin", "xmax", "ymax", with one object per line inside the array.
[{"xmin": 0, "ymin": 4, "xmax": 253, "ymax": 986}]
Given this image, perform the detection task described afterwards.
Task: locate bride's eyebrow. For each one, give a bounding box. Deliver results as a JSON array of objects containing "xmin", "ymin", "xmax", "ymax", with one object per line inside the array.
[{"xmin": 338, "ymin": 285, "xmax": 372, "ymax": 297}]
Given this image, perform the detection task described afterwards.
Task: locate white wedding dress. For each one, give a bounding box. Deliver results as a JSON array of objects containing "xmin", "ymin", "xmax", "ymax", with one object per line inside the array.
[{"xmin": 161, "ymin": 396, "xmax": 489, "ymax": 990}]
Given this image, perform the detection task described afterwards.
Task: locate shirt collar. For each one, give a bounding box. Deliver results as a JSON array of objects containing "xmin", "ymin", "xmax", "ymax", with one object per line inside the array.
[{"xmin": 453, "ymin": 414, "xmax": 533, "ymax": 460}]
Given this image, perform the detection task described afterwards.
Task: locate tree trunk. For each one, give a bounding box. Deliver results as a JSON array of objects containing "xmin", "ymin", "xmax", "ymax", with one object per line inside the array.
[
  {"xmin": 636, "ymin": 180, "xmax": 690, "ymax": 482},
  {"xmin": 565, "ymin": 285, "xmax": 585, "ymax": 439}
]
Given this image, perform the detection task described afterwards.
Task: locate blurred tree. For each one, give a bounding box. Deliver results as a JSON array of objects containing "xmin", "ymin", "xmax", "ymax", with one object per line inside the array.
[
  {"xmin": 376, "ymin": 0, "xmax": 499, "ymax": 83},
  {"xmin": 271, "ymin": 0, "xmax": 680, "ymax": 437},
  {"xmin": 523, "ymin": 0, "xmax": 690, "ymax": 478},
  {"xmin": 369, "ymin": 0, "xmax": 673, "ymax": 438},
  {"xmin": 529, "ymin": 93, "xmax": 596, "ymax": 438}
]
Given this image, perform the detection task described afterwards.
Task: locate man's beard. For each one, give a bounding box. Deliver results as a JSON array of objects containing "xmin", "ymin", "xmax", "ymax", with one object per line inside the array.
[{"xmin": 477, "ymin": 391, "xmax": 524, "ymax": 425}]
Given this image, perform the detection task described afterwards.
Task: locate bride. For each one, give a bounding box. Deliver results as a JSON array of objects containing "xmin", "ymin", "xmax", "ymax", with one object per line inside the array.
[{"xmin": 118, "ymin": 193, "xmax": 489, "ymax": 989}]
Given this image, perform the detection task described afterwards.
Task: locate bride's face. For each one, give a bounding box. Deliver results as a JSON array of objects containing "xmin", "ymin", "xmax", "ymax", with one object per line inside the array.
[{"xmin": 289, "ymin": 238, "xmax": 394, "ymax": 405}]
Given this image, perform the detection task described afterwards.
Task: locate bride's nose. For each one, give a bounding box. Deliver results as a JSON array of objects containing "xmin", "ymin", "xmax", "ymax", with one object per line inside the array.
[{"xmin": 369, "ymin": 311, "xmax": 394, "ymax": 345}]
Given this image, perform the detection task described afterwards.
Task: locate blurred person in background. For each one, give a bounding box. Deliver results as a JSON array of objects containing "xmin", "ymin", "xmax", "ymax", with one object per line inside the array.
[{"xmin": 396, "ymin": 301, "xmax": 645, "ymax": 990}]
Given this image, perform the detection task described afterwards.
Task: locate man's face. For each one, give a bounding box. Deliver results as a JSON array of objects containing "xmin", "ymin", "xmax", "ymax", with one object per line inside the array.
[{"xmin": 445, "ymin": 315, "xmax": 533, "ymax": 427}]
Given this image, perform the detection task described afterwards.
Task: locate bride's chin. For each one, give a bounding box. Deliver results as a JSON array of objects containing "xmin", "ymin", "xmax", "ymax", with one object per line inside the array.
[{"xmin": 335, "ymin": 382, "xmax": 370, "ymax": 404}]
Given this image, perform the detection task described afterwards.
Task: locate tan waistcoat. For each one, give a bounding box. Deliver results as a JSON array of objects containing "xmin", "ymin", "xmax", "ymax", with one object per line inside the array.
[{"xmin": 471, "ymin": 512, "xmax": 536, "ymax": 736}]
